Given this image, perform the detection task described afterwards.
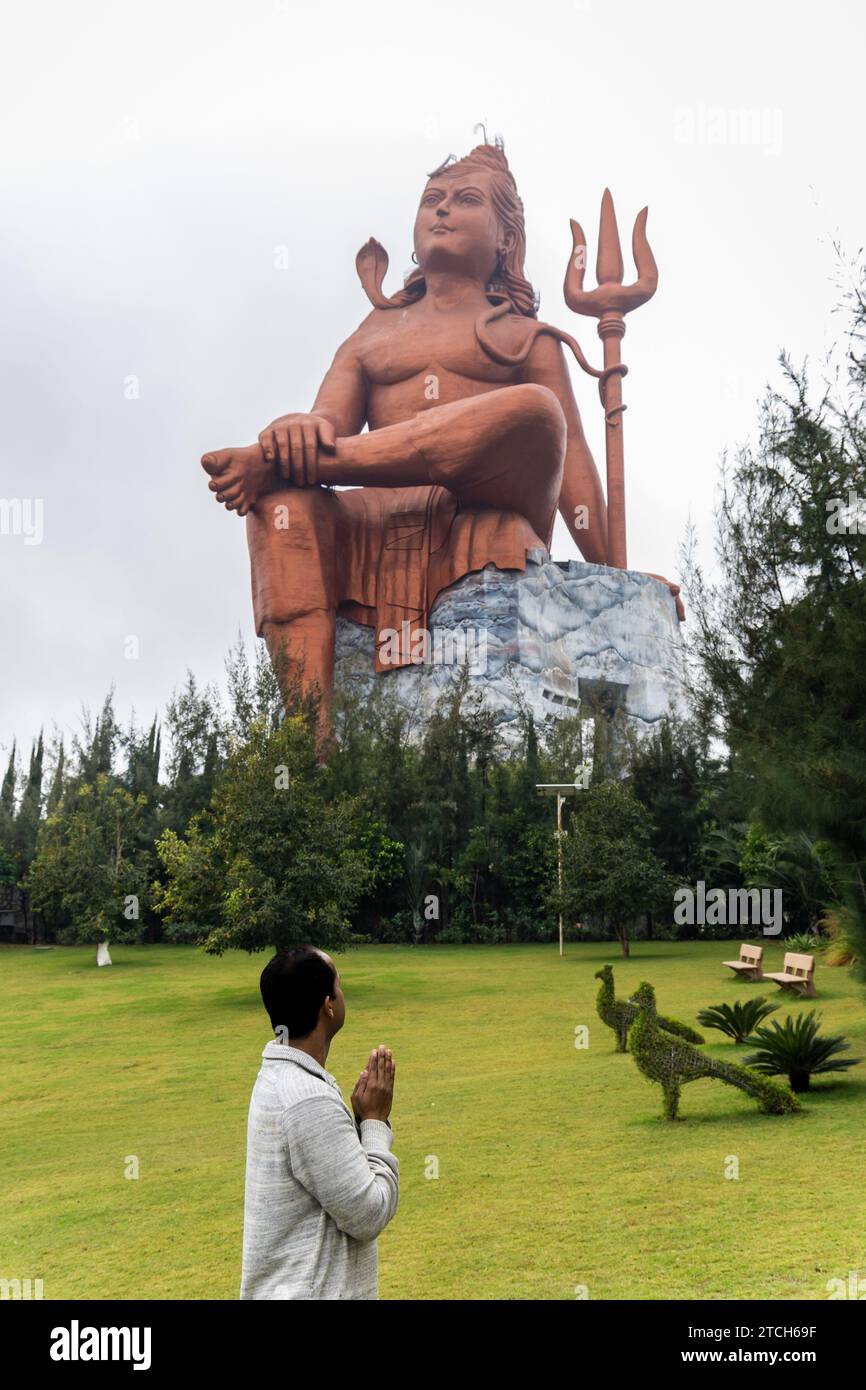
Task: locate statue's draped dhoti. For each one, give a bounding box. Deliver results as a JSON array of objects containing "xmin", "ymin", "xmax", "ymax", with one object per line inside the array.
[
  {"xmin": 246, "ymin": 485, "xmax": 546, "ymax": 672},
  {"xmin": 246, "ymin": 384, "xmax": 568, "ymax": 677}
]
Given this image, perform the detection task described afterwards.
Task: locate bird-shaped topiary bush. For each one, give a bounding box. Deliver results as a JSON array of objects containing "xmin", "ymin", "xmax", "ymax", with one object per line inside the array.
[
  {"xmin": 627, "ymin": 982, "xmax": 801, "ymax": 1121},
  {"xmin": 594, "ymin": 964, "xmax": 705, "ymax": 1053}
]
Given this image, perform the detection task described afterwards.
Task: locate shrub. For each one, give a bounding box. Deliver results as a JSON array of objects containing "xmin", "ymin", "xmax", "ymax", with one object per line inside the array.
[
  {"xmin": 438, "ymin": 911, "xmax": 507, "ymax": 944},
  {"xmin": 821, "ymin": 906, "xmax": 858, "ymax": 966},
  {"xmin": 627, "ymin": 982, "xmax": 800, "ymax": 1120},
  {"xmin": 697, "ymin": 997, "xmax": 779, "ymax": 1044},
  {"xmin": 744, "ymin": 1012, "xmax": 861, "ymax": 1092},
  {"xmin": 374, "ymin": 911, "xmax": 417, "ymax": 945},
  {"xmin": 785, "ymin": 931, "xmax": 823, "ymax": 953},
  {"xmin": 161, "ymin": 921, "xmax": 207, "ymax": 944}
]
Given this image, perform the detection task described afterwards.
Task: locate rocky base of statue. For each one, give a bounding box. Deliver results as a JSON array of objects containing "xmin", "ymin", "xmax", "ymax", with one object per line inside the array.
[{"xmin": 333, "ymin": 553, "xmax": 687, "ymax": 745}]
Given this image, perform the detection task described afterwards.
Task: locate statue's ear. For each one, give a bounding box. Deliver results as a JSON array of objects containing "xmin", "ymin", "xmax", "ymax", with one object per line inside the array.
[{"xmin": 355, "ymin": 238, "xmax": 392, "ymax": 308}]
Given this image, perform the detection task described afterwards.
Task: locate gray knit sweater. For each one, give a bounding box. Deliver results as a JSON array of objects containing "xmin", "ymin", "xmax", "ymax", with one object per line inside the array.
[{"xmin": 240, "ymin": 1042, "xmax": 399, "ymax": 1300}]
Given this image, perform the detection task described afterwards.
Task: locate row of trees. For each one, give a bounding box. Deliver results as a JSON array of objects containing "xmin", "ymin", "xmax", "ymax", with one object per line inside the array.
[{"xmin": 0, "ymin": 648, "xmax": 846, "ymax": 956}]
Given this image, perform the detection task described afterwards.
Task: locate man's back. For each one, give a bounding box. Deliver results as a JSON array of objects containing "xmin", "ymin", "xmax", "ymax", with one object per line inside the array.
[{"xmin": 240, "ymin": 1042, "xmax": 399, "ymax": 1300}]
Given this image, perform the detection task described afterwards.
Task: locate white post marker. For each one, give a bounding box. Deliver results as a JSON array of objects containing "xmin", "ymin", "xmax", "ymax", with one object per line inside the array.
[
  {"xmin": 536, "ymin": 760, "xmax": 592, "ymax": 957},
  {"xmin": 96, "ymin": 941, "xmax": 112, "ymax": 967}
]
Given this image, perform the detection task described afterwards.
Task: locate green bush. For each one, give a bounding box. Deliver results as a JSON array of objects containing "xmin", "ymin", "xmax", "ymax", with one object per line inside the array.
[
  {"xmin": 785, "ymin": 931, "xmax": 823, "ymax": 953},
  {"xmin": 627, "ymin": 981, "xmax": 800, "ymax": 1120},
  {"xmin": 744, "ymin": 1012, "xmax": 860, "ymax": 1092},
  {"xmin": 438, "ymin": 911, "xmax": 507, "ymax": 944},
  {"xmin": 375, "ymin": 911, "xmax": 417, "ymax": 945},
  {"xmin": 160, "ymin": 921, "xmax": 208, "ymax": 945}
]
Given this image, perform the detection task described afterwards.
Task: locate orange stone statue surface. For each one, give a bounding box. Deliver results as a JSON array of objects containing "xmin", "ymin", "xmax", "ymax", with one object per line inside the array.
[{"xmin": 202, "ymin": 140, "xmax": 681, "ymax": 708}]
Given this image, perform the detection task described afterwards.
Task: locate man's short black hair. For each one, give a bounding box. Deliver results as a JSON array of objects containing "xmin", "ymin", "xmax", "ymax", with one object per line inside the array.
[{"xmin": 260, "ymin": 946, "xmax": 337, "ymax": 1040}]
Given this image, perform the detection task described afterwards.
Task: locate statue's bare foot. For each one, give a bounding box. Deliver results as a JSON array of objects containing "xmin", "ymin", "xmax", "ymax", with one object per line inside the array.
[{"xmin": 201, "ymin": 444, "xmax": 276, "ymax": 517}]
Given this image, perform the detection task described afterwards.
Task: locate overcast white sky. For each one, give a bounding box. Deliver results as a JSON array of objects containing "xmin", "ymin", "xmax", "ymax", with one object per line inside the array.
[{"xmin": 1, "ymin": 0, "xmax": 864, "ymax": 763}]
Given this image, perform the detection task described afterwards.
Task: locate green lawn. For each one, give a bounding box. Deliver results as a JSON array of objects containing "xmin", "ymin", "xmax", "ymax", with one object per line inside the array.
[{"xmin": 1, "ymin": 940, "xmax": 864, "ymax": 1300}]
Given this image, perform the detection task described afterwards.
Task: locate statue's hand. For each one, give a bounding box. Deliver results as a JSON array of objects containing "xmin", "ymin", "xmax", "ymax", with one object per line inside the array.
[{"xmin": 258, "ymin": 412, "xmax": 336, "ymax": 486}]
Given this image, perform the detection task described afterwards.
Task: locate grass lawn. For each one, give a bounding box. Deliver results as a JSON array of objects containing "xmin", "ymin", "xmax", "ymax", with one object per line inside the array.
[{"xmin": 1, "ymin": 939, "xmax": 864, "ymax": 1300}]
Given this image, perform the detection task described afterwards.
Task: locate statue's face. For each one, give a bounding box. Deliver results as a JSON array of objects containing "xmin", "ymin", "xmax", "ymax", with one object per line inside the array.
[{"xmin": 413, "ymin": 170, "xmax": 514, "ymax": 281}]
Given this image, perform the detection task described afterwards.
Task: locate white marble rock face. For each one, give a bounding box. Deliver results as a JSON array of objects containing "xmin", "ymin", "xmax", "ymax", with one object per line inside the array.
[{"xmin": 333, "ymin": 555, "xmax": 688, "ymax": 745}]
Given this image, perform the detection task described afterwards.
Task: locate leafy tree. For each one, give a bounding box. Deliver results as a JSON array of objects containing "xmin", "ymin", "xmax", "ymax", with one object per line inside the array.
[
  {"xmin": 739, "ymin": 826, "xmax": 837, "ymax": 934},
  {"xmin": 1, "ymin": 741, "xmax": 16, "ymax": 818},
  {"xmin": 16, "ymin": 732, "xmax": 44, "ymax": 858},
  {"xmin": 480, "ymin": 737, "xmax": 557, "ymax": 940},
  {"xmin": 161, "ymin": 674, "xmax": 223, "ymax": 833},
  {"xmin": 25, "ymin": 775, "xmax": 153, "ymax": 943},
  {"xmin": 556, "ymin": 781, "xmax": 672, "ymax": 956},
  {"xmin": 45, "ymin": 738, "xmax": 66, "ymax": 814},
  {"xmin": 0, "ymin": 842, "xmax": 18, "ymax": 889},
  {"xmin": 684, "ymin": 266, "xmax": 866, "ymax": 977},
  {"xmin": 628, "ymin": 719, "xmax": 718, "ymax": 879},
  {"xmin": 122, "ymin": 716, "xmax": 161, "ymax": 802},
  {"xmin": 0, "ymin": 743, "xmax": 17, "ymax": 883},
  {"xmin": 224, "ymin": 633, "xmax": 285, "ymax": 740},
  {"xmin": 155, "ymin": 714, "xmax": 379, "ymax": 954},
  {"xmin": 73, "ymin": 695, "xmax": 119, "ymax": 783},
  {"xmin": 412, "ymin": 671, "xmax": 498, "ymax": 935}
]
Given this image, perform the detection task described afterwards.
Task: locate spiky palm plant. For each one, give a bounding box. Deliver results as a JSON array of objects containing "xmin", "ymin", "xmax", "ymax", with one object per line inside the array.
[
  {"xmin": 697, "ymin": 997, "xmax": 779, "ymax": 1044},
  {"xmin": 744, "ymin": 1012, "xmax": 860, "ymax": 1092},
  {"xmin": 785, "ymin": 931, "xmax": 822, "ymax": 953}
]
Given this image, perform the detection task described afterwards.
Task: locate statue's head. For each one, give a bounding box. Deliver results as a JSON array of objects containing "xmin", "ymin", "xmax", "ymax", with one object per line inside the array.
[
  {"xmin": 628, "ymin": 983, "xmax": 657, "ymax": 1012},
  {"xmin": 406, "ymin": 142, "xmax": 537, "ymax": 317},
  {"xmin": 594, "ymin": 964, "xmax": 613, "ymax": 983}
]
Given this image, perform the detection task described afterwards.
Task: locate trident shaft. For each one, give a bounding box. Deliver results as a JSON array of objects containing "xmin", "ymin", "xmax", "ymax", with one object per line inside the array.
[{"xmin": 564, "ymin": 189, "xmax": 658, "ymax": 570}]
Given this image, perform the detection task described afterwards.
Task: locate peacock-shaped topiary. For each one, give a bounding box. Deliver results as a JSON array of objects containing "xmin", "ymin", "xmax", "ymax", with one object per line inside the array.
[
  {"xmin": 594, "ymin": 964, "xmax": 705, "ymax": 1053},
  {"xmin": 627, "ymin": 982, "xmax": 801, "ymax": 1121}
]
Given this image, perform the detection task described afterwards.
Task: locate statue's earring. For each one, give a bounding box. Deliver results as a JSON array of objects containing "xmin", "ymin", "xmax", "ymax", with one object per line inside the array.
[{"xmin": 411, "ymin": 251, "xmax": 418, "ymax": 264}]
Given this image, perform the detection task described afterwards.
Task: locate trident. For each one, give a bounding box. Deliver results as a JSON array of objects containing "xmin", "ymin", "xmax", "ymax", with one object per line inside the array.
[{"xmin": 564, "ymin": 189, "xmax": 658, "ymax": 571}]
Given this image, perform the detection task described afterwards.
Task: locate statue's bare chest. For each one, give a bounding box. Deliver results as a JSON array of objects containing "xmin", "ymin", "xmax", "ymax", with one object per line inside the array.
[{"xmin": 359, "ymin": 309, "xmax": 517, "ymax": 387}]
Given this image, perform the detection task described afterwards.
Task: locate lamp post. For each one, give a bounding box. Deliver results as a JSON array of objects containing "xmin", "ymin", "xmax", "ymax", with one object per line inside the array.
[{"xmin": 536, "ymin": 761, "xmax": 591, "ymax": 957}]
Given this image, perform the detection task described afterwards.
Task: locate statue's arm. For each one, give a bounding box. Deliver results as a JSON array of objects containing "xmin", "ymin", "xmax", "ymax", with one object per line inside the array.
[
  {"xmin": 258, "ymin": 327, "xmax": 368, "ymax": 479},
  {"xmin": 309, "ymin": 331, "xmax": 369, "ymax": 437},
  {"xmin": 520, "ymin": 331, "xmax": 608, "ymax": 565}
]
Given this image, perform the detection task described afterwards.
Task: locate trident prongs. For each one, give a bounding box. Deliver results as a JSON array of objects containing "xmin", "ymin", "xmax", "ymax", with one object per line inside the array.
[{"xmin": 564, "ymin": 189, "xmax": 658, "ymax": 317}]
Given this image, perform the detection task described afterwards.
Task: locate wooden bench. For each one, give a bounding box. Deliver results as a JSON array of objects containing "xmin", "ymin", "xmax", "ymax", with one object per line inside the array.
[
  {"xmin": 764, "ymin": 951, "xmax": 817, "ymax": 998},
  {"xmin": 722, "ymin": 943, "xmax": 764, "ymax": 980}
]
